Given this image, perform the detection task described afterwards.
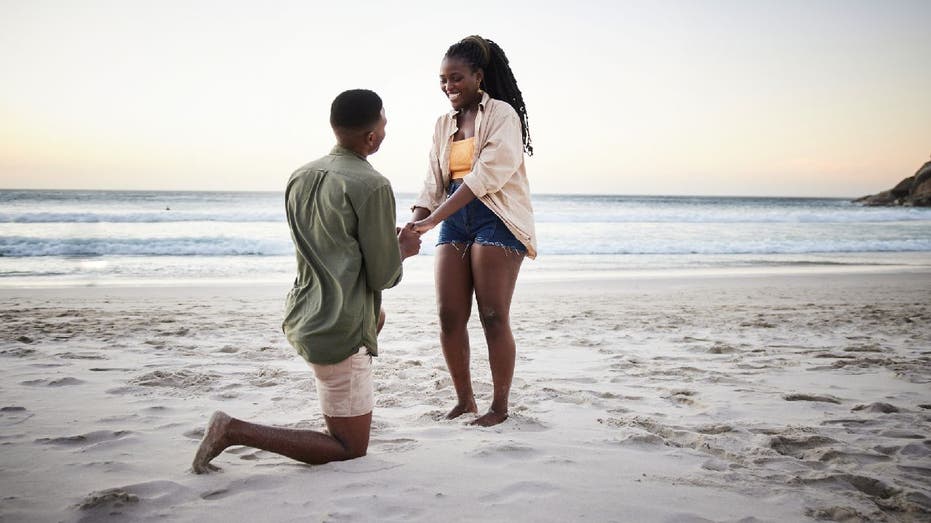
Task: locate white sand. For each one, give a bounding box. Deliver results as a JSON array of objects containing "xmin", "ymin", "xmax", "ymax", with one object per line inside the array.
[{"xmin": 1, "ymin": 269, "xmax": 930, "ymax": 522}]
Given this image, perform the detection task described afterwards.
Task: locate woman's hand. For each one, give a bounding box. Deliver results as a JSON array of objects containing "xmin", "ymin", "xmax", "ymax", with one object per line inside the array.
[
  {"xmin": 410, "ymin": 217, "xmax": 438, "ymax": 234},
  {"xmin": 412, "ymin": 183, "xmax": 474, "ymax": 235},
  {"xmin": 409, "ymin": 207, "xmax": 433, "ymax": 234}
]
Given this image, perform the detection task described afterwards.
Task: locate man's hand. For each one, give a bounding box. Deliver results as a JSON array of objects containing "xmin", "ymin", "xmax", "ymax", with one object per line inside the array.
[{"xmin": 398, "ymin": 224, "xmax": 421, "ymax": 260}]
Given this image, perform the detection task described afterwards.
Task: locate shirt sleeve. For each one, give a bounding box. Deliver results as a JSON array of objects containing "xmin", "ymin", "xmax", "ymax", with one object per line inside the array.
[
  {"xmin": 462, "ymin": 106, "xmax": 523, "ymax": 199},
  {"xmin": 412, "ymin": 118, "xmax": 445, "ymax": 212},
  {"xmin": 357, "ymin": 183, "xmax": 403, "ymax": 291}
]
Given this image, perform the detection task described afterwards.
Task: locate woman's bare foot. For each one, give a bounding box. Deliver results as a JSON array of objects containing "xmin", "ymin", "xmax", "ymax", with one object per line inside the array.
[
  {"xmin": 192, "ymin": 411, "xmax": 232, "ymax": 474},
  {"xmin": 470, "ymin": 410, "xmax": 508, "ymax": 427},
  {"xmin": 445, "ymin": 398, "xmax": 478, "ymax": 420}
]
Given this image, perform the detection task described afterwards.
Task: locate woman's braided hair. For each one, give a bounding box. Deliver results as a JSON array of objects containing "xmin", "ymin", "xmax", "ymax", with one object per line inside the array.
[{"xmin": 446, "ymin": 35, "xmax": 533, "ymax": 156}]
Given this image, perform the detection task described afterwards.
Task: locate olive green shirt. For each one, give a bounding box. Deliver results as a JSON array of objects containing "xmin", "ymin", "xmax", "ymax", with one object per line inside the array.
[{"xmin": 282, "ymin": 145, "xmax": 402, "ymax": 365}]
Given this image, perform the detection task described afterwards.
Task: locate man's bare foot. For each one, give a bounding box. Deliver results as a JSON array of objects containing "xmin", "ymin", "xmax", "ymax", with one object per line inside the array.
[
  {"xmin": 445, "ymin": 399, "xmax": 478, "ymax": 420},
  {"xmin": 470, "ymin": 410, "xmax": 508, "ymax": 427},
  {"xmin": 192, "ymin": 411, "xmax": 232, "ymax": 474}
]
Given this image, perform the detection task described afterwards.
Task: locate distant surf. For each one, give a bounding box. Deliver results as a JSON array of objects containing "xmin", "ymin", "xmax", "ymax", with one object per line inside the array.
[{"xmin": 1, "ymin": 189, "xmax": 929, "ymax": 284}]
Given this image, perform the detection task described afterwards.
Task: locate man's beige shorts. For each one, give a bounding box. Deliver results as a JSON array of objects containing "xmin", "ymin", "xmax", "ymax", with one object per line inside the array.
[{"xmin": 309, "ymin": 348, "xmax": 374, "ymax": 417}]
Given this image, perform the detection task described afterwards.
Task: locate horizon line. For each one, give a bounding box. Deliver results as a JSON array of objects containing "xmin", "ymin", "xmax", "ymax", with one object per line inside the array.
[{"xmin": 0, "ymin": 187, "xmax": 864, "ymax": 200}]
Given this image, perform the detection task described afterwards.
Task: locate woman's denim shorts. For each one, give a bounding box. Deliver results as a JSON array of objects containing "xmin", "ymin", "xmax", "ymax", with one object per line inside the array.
[{"xmin": 437, "ymin": 180, "xmax": 527, "ymax": 254}]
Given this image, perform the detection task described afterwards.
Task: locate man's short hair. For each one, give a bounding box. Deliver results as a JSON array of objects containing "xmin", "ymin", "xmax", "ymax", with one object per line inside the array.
[{"xmin": 330, "ymin": 89, "xmax": 383, "ymax": 130}]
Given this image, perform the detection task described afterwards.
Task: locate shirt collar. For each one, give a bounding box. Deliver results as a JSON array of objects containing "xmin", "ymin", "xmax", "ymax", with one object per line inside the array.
[
  {"xmin": 330, "ymin": 144, "xmax": 368, "ymax": 161},
  {"xmin": 446, "ymin": 91, "xmax": 490, "ymax": 118}
]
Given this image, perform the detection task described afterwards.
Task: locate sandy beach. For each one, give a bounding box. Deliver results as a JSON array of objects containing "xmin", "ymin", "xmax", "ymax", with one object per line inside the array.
[{"xmin": 1, "ymin": 268, "xmax": 929, "ymax": 522}]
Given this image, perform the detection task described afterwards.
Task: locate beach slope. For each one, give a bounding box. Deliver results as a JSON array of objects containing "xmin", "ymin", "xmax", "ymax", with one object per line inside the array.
[{"xmin": 1, "ymin": 270, "xmax": 929, "ymax": 522}]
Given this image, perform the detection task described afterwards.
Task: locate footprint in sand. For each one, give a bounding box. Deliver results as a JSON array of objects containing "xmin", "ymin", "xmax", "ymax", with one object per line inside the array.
[
  {"xmin": 76, "ymin": 488, "xmax": 139, "ymax": 510},
  {"xmin": 246, "ymin": 367, "xmax": 288, "ymax": 387},
  {"xmin": 36, "ymin": 430, "xmax": 136, "ymax": 452},
  {"xmin": 818, "ymin": 449, "xmax": 892, "ymax": 465},
  {"xmin": 812, "ymin": 352, "xmax": 856, "ymax": 360},
  {"xmin": 129, "ymin": 369, "xmax": 219, "ymax": 390},
  {"xmin": 844, "ymin": 342, "xmax": 884, "ymax": 353},
  {"xmin": 76, "ymin": 481, "xmax": 196, "ymax": 516},
  {"xmin": 471, "ymin": 440, "xmax": 539, "ymax": 459},
  {"xmin": 56, "ymin": 352, "xmax": 106, "ymax": 360},
  {"xmin": 851, "ymin": 402, "xmax": 899, "ymax": 413},
  {"xmin": 879, "ymin": 429, "xmax": 925, "ymax": 439},
  {"xmin": 665, "ymin": 389, "xmax": 698, "ymax": 407},
  {"xmin": 21, "ymin": 377, "xmax": 84, "ymax": 387},
  {"xmin": 706, "ymin": 342, "xmax": 738, "ymax": 354},
  {"xmin": 820, "ymin": 418, "xmax": 878, "ymax": 429},
  {"xmin": 769, "ymin": 434, "xmax": 889, "ymax": 465},
  {"xmin": 740, "ymin": 319, "xmax": 776, "ymax": 328},
  {"xmin": 1, "ymin": 347, "xmax": 37, "ymax": 357},
  {"xmin": 770, "ymin": 434, "xmax": 837, "ymax": 459},
  {"xmin": 616, "ymin": 433, "xmax": 667, "ymax": 448},
  {"xmin": 793, "ymin": 473, "xmax": 900, "ymax": 499},
  {"xmin": 183, "ymin": 428, "xmax": 204, "ymax": 440},
  {"xmin": 497, "ymin": 412, "xmax": 548, "ymax": 432},
  {"xmin": 782, "ymin": 393, "xmax": 841, "ymax": 404},
  {"xmin": 805, "ymin": 506, "xmax": 870, "ymax": 522},
  {"xmin": 695, "ymin": 424, "xmax": 733, "ymax": 435}
]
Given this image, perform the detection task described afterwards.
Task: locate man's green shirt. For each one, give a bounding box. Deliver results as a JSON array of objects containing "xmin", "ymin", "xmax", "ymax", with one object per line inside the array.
[{"xmin": 282, "ymin": 145, "xmax": 402, "ymax": 365}]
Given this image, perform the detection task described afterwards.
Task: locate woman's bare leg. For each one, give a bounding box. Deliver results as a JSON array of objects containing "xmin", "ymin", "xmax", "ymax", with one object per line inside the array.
[
  {"xmin": 435, "ymin": 243, "xmax": 478, "ymax": 418},
  {"xmin": 470, "ymin": 245, "xmax": 524, "ymax": 426}
]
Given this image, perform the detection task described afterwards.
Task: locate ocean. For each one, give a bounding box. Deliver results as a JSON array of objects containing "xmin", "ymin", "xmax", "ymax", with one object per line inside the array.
[{"xmin": 2, "ymin": 189, "xmax": 930, "ymax": 286}]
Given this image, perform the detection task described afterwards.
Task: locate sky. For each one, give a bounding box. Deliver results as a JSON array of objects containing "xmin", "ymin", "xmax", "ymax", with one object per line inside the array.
[{"xmin": 1, "ymin": 0, "xmax": 929, "ymax": 197}]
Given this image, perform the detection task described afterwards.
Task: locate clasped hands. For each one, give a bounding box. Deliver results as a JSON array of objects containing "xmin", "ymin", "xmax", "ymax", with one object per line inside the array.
[{"xmin": 396, "ymin": 217, "xmax": 439, "ymax": 259}]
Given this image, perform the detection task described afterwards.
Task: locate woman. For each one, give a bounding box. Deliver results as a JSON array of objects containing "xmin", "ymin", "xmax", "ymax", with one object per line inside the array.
[{"xmin": 410, "ymin": 35, "xmax": 536, "ymax": 427}]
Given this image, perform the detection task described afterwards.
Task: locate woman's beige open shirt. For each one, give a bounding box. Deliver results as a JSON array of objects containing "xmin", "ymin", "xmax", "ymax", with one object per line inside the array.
[{"xmin": 413, "ymin": 92, "xmax": 537, "ymax": 259}]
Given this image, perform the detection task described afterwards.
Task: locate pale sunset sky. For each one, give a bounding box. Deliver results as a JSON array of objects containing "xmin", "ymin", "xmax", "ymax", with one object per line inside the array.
[{"xmin": 1, "ymin": 0, "xmax": 929, "ymax": 197}]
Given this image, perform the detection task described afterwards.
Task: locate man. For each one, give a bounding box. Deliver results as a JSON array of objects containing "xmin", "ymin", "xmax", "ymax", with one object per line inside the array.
[{"xmin": 192, "ymin": 89, "xmax": 420, "ymax": 472}]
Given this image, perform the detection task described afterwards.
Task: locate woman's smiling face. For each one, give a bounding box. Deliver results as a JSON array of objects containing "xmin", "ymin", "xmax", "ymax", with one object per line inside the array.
[{"xmin": 440, "ymin": 57, "xmax": 483, "ymax": 110}]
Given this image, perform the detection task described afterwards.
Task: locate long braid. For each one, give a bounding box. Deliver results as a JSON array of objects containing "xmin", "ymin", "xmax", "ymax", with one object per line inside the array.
[{"xmin": 446, "ymin": 36, "xmax": 533, "ymax": 156}]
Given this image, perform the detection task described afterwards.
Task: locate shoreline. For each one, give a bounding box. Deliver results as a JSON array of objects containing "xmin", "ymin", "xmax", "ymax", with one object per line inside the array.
[
  {"xmin": 0, "ymin": 266, "xmax": 928, "ymax": 293},
  {"xmin": 2, "ymin": 251, "xmax": 929, "ymax": 290}
]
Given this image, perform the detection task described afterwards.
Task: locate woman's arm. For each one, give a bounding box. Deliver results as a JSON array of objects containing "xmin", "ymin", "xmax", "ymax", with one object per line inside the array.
[
  {"xmin": 410, "ymin": 206, "xmax": 431, "ymax": 223},
  {"xmin": 410, "ymin": 184, "xmax": 475, "ymax": 234}
]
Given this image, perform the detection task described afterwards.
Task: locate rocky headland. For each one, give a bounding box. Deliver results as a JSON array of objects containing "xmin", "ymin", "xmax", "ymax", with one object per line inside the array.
[{"xmin": 854, "ymin": 159, "xmax": 931, "ymax": 206}]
